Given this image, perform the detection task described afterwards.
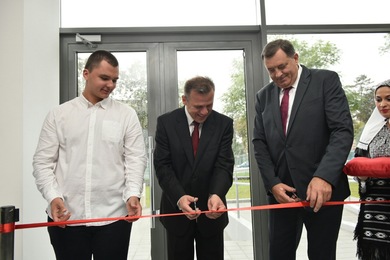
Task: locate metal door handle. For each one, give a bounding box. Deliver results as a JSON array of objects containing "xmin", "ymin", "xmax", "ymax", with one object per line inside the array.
[{"xmin": 148, "ymin": 136, "xmax": 157, "ymax": 229}]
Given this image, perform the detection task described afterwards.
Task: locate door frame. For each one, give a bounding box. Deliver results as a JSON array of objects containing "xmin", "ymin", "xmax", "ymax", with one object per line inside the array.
[{"xmin": 60, "ymin": 26, "xmax": 268, "ymax": 259}]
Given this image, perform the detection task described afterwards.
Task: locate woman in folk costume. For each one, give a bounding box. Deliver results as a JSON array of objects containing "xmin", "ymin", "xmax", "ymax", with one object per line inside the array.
[{"xmin": 354, "ymin": 79, "xmax": 390, "ymax": 260}]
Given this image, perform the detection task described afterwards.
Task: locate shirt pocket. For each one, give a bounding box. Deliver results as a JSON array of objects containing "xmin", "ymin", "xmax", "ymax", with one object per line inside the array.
[{"xmin": 102, "ymin": 120, "xmax": 121, "ymax": 142}]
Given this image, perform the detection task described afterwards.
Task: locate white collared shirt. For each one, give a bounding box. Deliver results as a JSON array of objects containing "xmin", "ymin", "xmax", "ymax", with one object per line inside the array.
[
  {"xmin": 33, "ymin": 95, "xmax": 147, "ymax": 226},
  {"xmin": 184, "ymin": 105, "xmax": 202, "ymax": 137},
  {"xmin": 279, "ymin": 64, "xmax": 303, "ymax": 131}
]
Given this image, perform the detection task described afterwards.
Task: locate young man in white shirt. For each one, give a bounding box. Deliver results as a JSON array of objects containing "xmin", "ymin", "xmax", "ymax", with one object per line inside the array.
[{"xmin": 33, "ymin": 50, "xmax": 146, "ymax": 260}]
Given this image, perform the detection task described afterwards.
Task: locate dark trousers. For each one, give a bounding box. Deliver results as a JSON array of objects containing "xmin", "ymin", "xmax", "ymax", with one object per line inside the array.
[
  {"xmin": 166, "ymin": 221, "xmax": 224, "ymax": 260},
  {"xmin": 268, "ymin": 200, "xmax": 343, "ymax": 260},
  {"xmin": 48, "ymin": 218, "xmax": 132, "ymax": 260}
]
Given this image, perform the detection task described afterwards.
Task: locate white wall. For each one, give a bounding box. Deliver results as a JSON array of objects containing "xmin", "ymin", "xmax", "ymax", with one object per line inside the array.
[{"xmin": 0, "ymin": 0, "xmax": 59, "ymax": 259}]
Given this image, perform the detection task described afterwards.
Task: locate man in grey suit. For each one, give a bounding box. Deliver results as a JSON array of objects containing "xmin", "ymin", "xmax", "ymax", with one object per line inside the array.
[
  {"xmin": 154, "ymin": 76, "xmax": 234, "ymax": 260},
  {"xmin": 253, "ymin": 39, "xmax": 353, "ymax": 260}
]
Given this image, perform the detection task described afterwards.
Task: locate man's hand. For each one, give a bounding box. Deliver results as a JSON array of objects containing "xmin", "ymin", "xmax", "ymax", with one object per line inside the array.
[
  {"xmin": 306, "ymin": 177, "xmax": 332, "ymax": 212},
  {"xmin": 50, "ymin": 197, "xmax": 71, "ymax": 228},
  {"xmin": 126, "ymin": 196, "xmax": 142, "ymax": 222},
  {"xmin": 271, "ymin": 183, "xmax": 300, "ymax": 203},
  {"xmin": 178, "ymin": 195, "xmax": 200, "ymax": 221},
  {"xmin": 205, "ymin": 194, "xmax": 226, "ymax": 219}
]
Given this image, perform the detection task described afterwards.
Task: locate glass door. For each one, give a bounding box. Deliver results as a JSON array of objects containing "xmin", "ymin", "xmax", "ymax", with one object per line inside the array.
[
  {"xmin": 176, "ymin": 50, "xmax": 253, "ymax": 258},
  {"xmin": 60, "ymin": 28, "xmax": 266, "ymax": 259},
  {"xmin": 63, "ymin": 41, "xmax": 166, "ymax": 259},
  {"xmin": 75, "ymin": 51, "xmax": 156, "ymax": 259}
]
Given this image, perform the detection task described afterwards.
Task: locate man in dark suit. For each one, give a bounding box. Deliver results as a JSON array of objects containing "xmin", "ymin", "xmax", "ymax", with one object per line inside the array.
[
  {"xmin": 252, "ymin": 39, "xmax": 353, "ymax": 260},
  {"xmin": 154, "ymin": 76, "xmax": 234, "ymax": 260}
]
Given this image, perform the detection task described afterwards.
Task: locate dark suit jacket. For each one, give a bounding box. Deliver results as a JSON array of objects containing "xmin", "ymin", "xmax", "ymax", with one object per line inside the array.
[
  {"xmin": 253, "ymin": 65, "xmax": 353, "ymax": 201},
  {"xmin": 154, "ymin": 107, "xmax": 234, "ymax": 236}
]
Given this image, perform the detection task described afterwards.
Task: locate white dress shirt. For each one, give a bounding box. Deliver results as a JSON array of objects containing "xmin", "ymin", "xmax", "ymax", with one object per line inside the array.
[
  {"xmin": 184, "ymin": 105, "xmax": 203, "ymax": 137},
  {"xmin": 33, "ymin": 95, "xmax": 147, "ymax": 226}
]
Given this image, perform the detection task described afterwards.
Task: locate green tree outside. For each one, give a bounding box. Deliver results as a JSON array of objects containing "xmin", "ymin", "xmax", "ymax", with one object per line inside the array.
[
  {"xmin": 344, "ymin": 75, "xmax": 376, "ymax": 139},
  {"xmin": 379, "ymin": 33, "xmax": 390, "ymax": 55}
]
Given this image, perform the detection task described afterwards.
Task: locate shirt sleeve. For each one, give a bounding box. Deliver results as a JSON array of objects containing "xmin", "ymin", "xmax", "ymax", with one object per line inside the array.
[
  {"xmin": 122, "ymin": 108, "xmax": 147, "ymax": 202},
  {"xmin": 32, "ymin": 110, "xmax": 63, "ymax": 204}
]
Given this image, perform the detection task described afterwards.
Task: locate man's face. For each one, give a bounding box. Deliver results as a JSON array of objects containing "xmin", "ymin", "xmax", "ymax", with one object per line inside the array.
[
  {"xmin": 83, "ymin": 60, "xmax": 119, "ymax": 104},
  {"xmin": 182, "ymin": 90, "xmax": 214, "ymax": 123},
  {"xmin": 264, "ymin": 49, "xmax": 299, "ymax": 89}
]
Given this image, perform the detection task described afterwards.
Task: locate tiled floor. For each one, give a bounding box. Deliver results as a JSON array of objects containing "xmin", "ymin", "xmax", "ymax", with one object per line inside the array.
[
  {"xmin": 128, "ymin": 199, "xmax": 360, "ymax": 260},
  {"xmin": 296, "ymin": 202, "xmax": 359, "ymax": 260}
]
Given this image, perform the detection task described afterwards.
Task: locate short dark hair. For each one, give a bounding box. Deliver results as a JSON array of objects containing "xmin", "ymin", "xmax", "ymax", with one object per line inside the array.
[
  {"xmin": 262, "ymin": 39, "xmax": 296, "ymax": 60},
  {"xmin": 84, "ymin": 50, "xmax": 119, "ymax": 71},
  {"xmin": 184, "ymin": 76, "xmax": 215, "ymax": 98}
]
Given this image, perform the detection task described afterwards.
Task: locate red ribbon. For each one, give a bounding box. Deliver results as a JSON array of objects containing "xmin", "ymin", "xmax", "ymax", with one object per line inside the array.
[
  {"xmin": 0, "ymin": 223, "xmax": 15, "ymax": 233},
  {"xmin": 12, "ymin": 200, "xmax": 390, "ymax": 231}
]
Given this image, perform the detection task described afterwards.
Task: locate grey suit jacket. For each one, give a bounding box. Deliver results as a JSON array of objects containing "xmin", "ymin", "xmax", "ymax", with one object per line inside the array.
[
  {"xmin": 154, "ymin": 107, "xmax": 234, "ymax": 236},
  {"xmin": 253, "ymin": 65, "xmax": 353, "ymax": 201}
]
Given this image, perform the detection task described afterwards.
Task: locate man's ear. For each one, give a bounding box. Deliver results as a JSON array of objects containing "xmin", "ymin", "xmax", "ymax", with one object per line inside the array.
[
  {"xmin": 83, "ymin": 69, "xmax": 89, "ymax": 80},
  {"xmin": 182, "ymin": 95, "xmax": 187, "ymax": 105}
]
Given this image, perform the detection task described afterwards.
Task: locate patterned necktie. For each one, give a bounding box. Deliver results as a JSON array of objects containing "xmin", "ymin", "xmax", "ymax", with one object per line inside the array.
[
  {"xmin": 280, "ymin": 87, "xmax": 292, "ymax": 135},
  {"xmin": 192, "ymin": 121, "xmax": 200, "ymax": 156}
]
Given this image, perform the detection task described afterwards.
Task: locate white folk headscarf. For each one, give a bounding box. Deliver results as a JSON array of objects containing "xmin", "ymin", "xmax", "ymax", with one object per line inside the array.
[{"xmin": 356, "ymin": 79, "xmax": 390, "ymax": 150}]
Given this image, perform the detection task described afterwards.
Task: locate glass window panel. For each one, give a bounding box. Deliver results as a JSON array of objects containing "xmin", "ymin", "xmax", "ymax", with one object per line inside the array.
[
  {"xmin": 177, "ymin": 50, "xmax": 253, "ymax": 259},
  {"xmin": 61, "ymin": 0, "xmax": 260, "ymax": 28},
  {"xmin": 265, "ymin": 0, "xmax": 390, "ymax": 25},
  {"xmin": 265, "ymin": 34, "xmax": 390, "ymax": 258},
  {"xmin": 268, "ymin": 34, "xmax": 389, "ymax": 87},
  {"xmin": 77, "ymin": 52, "xmax": 151, "ymax": 258},
  {"xmin": 268, "ymin": 33, "xmax": 390, "ymax": 141}
]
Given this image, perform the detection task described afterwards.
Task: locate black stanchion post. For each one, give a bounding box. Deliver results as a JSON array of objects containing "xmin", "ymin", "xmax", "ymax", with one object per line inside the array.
[{"xmin": 0, "ymin": 206, "xmax": 19, "ymax": 260}]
